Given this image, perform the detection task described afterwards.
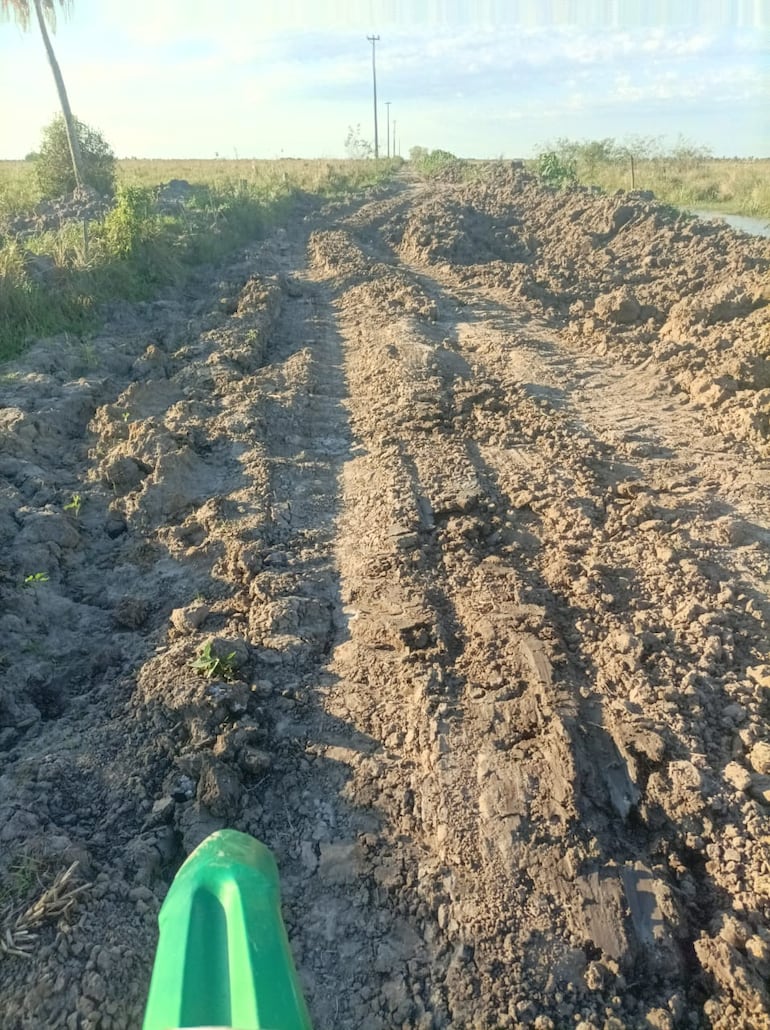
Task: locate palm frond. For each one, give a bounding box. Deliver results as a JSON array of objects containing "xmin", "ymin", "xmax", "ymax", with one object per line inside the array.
[
  {"xmin": 0, "ymin": 0, "xmax": 31, "ymax": 31},
  {"xmin": 0, "ymin": 0, "xmax": 73, "ymax": 32}
]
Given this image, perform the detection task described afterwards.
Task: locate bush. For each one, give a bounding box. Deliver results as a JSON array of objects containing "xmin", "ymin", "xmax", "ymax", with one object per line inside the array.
[
  {"xmin": 537, "ymin": 151, "xmax": 577, "ymax": 187},
  {"xmin": 345, "ymin": 125, "xmax": 373, "ymax": 160},
  {"xmin": 36, "ymin": 115, "xmax": 116, "ymax": 198},
  {"xmin": 100, "ymin": 185, "xmax": 157, "ymax": 259},
  {"xmin": 410, "ymin": 147, "xmax": 459, "ymax": 176}
]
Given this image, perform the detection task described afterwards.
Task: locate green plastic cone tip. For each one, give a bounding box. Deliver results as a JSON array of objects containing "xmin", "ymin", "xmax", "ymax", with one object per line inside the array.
[{"xmin": 143, "ymin": 829, "xmax": 312, "ymax": 1030}]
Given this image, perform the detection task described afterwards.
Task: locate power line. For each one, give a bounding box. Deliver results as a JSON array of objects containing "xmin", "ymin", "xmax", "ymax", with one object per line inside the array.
[{"xmin": 367, "ymin": 34, "xmax": 380, "ymax": 159}]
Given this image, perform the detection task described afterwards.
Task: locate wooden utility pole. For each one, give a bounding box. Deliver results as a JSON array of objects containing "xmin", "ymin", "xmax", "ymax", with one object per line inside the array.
[
  {"xmin": 367, "ymin": 35, "xmax": 380, "ymax": 158},
  {"xmin": 393, "ymin": 119, "xmax": 397, "ymax": 158},
  {"xmin": 386, "ymin": 101, "xmax": 391, "ymax": 158}
]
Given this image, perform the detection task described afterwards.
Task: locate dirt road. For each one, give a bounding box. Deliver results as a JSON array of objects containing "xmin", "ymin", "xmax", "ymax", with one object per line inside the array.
[{"xmin": 1, "ymin": 168, "xmax": 769, "ymax": 1029}]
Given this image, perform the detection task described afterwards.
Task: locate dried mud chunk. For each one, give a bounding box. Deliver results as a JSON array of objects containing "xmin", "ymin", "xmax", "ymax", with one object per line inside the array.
[
  {"xmin": 138, "ymin": 446, "xmax": 216, "ymax": 519},
  {"xmin": 747, "ymin": 664, "xmax": 770, "ymax": 688},
  {"xmin": 694, "ymin": 934, "xmax": 770, "ymax": 1024},
  {"xmin": 196, "ymin": 757, "xmax": 242, "ymax": 819},
  {"xmin": 619, "ymin": 863, "xmax": 680, "ymax": 965},
  {"xmin": 104, "ymin": 510, "xmax": 127, "ymax": 538},
  {"xmin": 749, "ymin": 774, "xmax": 770, "ymax": 804},
  {"xmin": 102, "ymin": 454, "xmax": 150, "ymax": 493},
  {"xmin": 573, "ymin": 871, "xmax": 629, "ymax": 962},
  {"xmin": 17, "ymin": 509, "xmax": 80, "ymax": 548},
  {"xmin": 644, "ymin": 1008, "xmax": 674, "ymax": 1030},
  {"xmin": 113, "ymin": 597, "xmax": 150, "ymax": 629},
  {"xmin": 318, "ymin": 841, "xmax": 360, "ymax": 885},
  {"xmin": 594, "ymin": 289, "xmax": 641, "ymax": 324},
  {"xmin": 476, "ymin": 746, "xmax": 531, "ymax": 846},
  {"xmin": 748, "ymin": 741, "xmax": 770, "ymax": 775},
  {"xmin": 170, "ymin": 603, "xmax": 210, "ymax": 635},
  {"xmin": 176, "ymin": 801, "xmax": 226, "ymax": 854},
  {"xmin": 236, "ymin": 274, "xmax": 281, "ymax": 316},
  {"xmin": 689, "ymin": 373, "xmax": 738, "ymax": 408},
  {"xmin": 610, "ymin": 204, "xmax": 638, "ymax": 232},
  {"xmin": 0, "ymin": 407, "xmax": 40, "ymax": 459},
  {"xmin": 723, "ymin": 761, "xmax": 752, "ymax": 793}
]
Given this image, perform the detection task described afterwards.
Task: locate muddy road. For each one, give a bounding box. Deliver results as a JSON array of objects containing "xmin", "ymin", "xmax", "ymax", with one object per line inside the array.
[{"xmin": 1, "ymin": 168, "xmax": 769, "ymax": 1029}]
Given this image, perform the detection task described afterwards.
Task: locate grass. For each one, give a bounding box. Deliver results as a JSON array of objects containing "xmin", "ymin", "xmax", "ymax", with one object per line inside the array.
[
  {"xmin": 0, "ymin": 157, "xmax": 400, "ymax": 360},
  {"xmin": 0, "ymin": 157, "xmax": 397, "ymax": 218},
  {"xmin": 527, "ymin": 139, "xmax": 770, "ymax": 221},
  {"xmin": 573, "ymin": 157, "xmax": 770, "ymax": 219}
]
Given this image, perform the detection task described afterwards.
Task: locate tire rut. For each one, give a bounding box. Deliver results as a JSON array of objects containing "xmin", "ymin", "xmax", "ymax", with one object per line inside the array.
[{"xmin": 1, "ymin": 174, "xmax": 770, "ymax": 1030}]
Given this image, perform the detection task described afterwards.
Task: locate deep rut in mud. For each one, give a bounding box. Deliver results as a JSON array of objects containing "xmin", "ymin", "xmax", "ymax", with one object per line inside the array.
[{"xmin": 1, "ymin": 169, "xmax": 770, "ymax": 1029}]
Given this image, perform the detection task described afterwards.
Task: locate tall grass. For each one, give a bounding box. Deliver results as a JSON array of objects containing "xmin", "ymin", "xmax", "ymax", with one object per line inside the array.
[
  {"xmin": 531, "ymin": 138, "xmax": 770, "ymax": 220},
  {"xmin": 0, "ymin": 158, "xmax": 399, "ymax": 360},
  {"xmin": 580, "ymin": 158, "xmax": 770, "ymax": 218}
]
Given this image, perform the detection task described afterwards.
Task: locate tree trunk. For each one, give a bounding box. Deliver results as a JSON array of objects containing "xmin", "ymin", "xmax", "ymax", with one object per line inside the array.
[{"xmin": 33, "ymin": 0, "xmax": 84, "ymax": 189}]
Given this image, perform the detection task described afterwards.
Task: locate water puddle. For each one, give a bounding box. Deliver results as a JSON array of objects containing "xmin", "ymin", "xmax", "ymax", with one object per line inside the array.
[{"xmin": 690, "ymin": 209, "xmax": 770, "ymax": 238}]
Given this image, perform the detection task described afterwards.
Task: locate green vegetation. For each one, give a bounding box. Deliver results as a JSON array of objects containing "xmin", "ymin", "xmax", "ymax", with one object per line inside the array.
[
  {"xmin": 35, "ymin": 115, "xmax": 116, "ymax": 198},
  {"xmin": 0, "ymin": 157, "xmax": 398, "ymax": 360},
  {"xmin": 536, "ymin": 151, "xmax": 577, "ymax": 188},
  {"xmin": 190, "ymin": 641, "xmax": 238, "ymax": 681},
  {"xmin": 533, "ymin": 136, "xmax": 770, "ymax": 219},
  {"xmin": 23, "ymin": 572, "xmax": 49, "ymax": 585},
  {"xmin": 0, "ymin": 853, "xmax": 43, "ymax": 908},
  {"xmin": 409, "ymin": 146, "xmax": 461, "ymax": 176},
  {"xmin": 63, "ymin": 492, "xmax": 82, "ymax": 517}
]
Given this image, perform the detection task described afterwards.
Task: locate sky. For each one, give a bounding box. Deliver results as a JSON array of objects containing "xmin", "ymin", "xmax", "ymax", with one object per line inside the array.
[{"xmin": 0, "ymin": 1, "xmax": 768, "ymax": 160}]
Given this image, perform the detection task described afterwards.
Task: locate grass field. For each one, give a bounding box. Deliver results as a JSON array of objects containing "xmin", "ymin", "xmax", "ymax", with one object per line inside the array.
[
  {"xmin": 0, "ymin": 157, "xmax": 394, "ymax": 217},
  {"xmin": 526, "ymin": 138, "xmax": 770, "ymax": 220},
  {"xmin": 571, "ymin": 157, "xmax": 770, "ymax": 219},
  {"xmin": 0, "ymin": 157, "xmax": 399, "ymax": 360}
]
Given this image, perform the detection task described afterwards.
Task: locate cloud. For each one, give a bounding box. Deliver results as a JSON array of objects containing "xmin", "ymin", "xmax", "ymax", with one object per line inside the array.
[{"xmin": 1, "ymin": 6, "xmax": 766, "ymax": 159}]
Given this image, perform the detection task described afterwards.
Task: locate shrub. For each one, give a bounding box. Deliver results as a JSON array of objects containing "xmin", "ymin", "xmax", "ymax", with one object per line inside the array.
[
  {"xmin": 36, "ymin": 115, "xmax": 116, "ymax": 198},
  {"xmin": 100, "ymin": 185, "xmax": 157, "ymax": 258},
  {"xmin": 410, "ymin": 147, "xmax": 460, "ymax": 176},
  {"xmin": 537, "ymin": 151, "xmax": 577, "ymax": 187},
  {"xmin": 345, "ymin": 125, "xmax": 373, "ymax": 160}
]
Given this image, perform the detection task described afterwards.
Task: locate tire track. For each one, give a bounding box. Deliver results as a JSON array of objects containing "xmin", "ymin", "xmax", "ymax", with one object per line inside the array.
[{"xmin": 311, "ymin": 191, "xmax": 770, "ymax": 1028}]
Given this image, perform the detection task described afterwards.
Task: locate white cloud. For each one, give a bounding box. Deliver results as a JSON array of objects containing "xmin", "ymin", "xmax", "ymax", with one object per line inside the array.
[{"xmin": 1, "ymin": 7, "xmax": 766, "ymax": 159}]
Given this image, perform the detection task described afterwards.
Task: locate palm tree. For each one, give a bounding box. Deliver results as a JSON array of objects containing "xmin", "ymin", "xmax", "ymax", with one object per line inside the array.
[{"xmin": 1, "ymin": 0, "xmax": 84, "ymax": 187}]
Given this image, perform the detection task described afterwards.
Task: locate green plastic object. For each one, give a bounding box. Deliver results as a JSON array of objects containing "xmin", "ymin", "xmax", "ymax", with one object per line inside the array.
[{"xmin": 143, "ymin": 829, "xmax": 312, "ymax": 1030}]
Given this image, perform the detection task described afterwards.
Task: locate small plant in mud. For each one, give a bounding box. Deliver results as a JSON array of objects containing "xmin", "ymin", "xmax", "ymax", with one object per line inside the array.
[
  {"xmin": 0, "ymin": 854, "xmax": 44, "ymax": 909},
  {"xmin": 63, "ymin": 492, "xmax": 82, "ymax": 517},
  {"xmin": 23, "ymin": 573, "xmax": 49, "ymax": 586},
  {"xmin": 190, "ymin": 641, "xmax": 238, "ymax": 681}
]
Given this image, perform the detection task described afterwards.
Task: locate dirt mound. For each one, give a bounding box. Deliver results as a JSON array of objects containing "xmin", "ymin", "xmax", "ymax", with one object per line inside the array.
[
  {"xmin": 397, "ymin": 198, "xmax": 533, "ymax": 265},
  {"xmin": 1, "ymin": 174, "xmax": 770, "ymax": 1029},
  {"xmin": 387, "ymin": 167, "xmax": 770, "ymax": 455},
  {"xmin": 1, "ymin": 186, "xmax": 112, "ymax": 240}
]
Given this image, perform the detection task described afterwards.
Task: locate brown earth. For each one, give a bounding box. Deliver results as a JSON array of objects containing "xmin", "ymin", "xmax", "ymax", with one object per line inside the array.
[{"xmin": 1, "ymin": 166, "xmax": 769, "ymax": 1029}]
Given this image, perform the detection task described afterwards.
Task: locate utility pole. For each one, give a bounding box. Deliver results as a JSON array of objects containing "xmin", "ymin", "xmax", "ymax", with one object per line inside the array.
[
  {"xmin": 393, "ymin": 119, "xmax": 397, "ymax": 158},
  {"xmin": 367, "ymin": 34, "xmax": 380, "ymax": 158},
  {"xmin": 385, "ymin": 101, "xmax": 391, "ymax": 159}
]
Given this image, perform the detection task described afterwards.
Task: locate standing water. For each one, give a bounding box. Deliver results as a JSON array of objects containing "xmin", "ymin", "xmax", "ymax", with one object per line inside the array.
[{"xmin": 690, "ymin": 209, "xmax": 770, "ymax": 238}]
